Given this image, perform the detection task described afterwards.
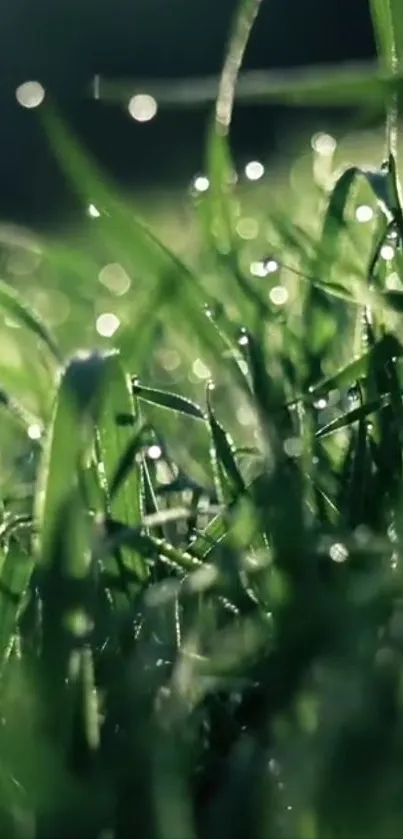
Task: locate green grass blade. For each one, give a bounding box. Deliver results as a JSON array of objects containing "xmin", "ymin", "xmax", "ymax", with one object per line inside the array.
[
  {"xmin": 206, "ymin": 385, "xmax": 245, "ymax": 503},
  {"xmin": 370, "ymin": 0, "xmax": 403, "ymax": 71},
  {"xmin": 309, "ymin": 335, "xmax": 402, "ymax": 398},
  {"xmin": 316, "ymin": 397, "xmax": 385, "ymax": 439},
  {"xmin": 0, "ymin": 387, "xmax": 41, "ymax": 433},
  {"xmin": 109, "ymin": 425, "xmax": 146, "ymax": 500},
  {"xmin": 0, "ymin": 277, "xmax": 61, "ymax": 364},
  {"xmin": 205, "ymin": 0, "xmax": 263, "ymax": 294},
  {"xmin": 133, "ymin": 382, "xmax": 205, "ymax": 420},
  {"xmin": 214, "ymin": 0, "xmax": 263, "ymax": 134},
  {"xmin": 35, "ymin": 352, "xmax": 107, "ymax": 568},
  {"xmin": 96, "ymin": 353, "xmax": 147, "ymax": 580},
  {"xmin": 370, "ymin": 0, "xmax": 403, "ymax": 154}
]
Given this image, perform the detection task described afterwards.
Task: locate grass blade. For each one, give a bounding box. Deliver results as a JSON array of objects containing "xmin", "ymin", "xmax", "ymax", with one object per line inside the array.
[
  {"xmin": 309, "ymin": 334, "xmax": 402, "ymax": 398},
  {"xmin": 370, "ymin": 0, "xmax": 403, "ymax": 154},
  {"xmin": 35, "ymin": 352, "xmax": 107, "ymax": 568},
  {"xmin": 316, "ymin": 397, "xmax": 386, "ymax": 439},
  {"xmin": 206, "ymin": 385, "xmax": 245, "ymax": 503},
  {"xmin": 0, "ymin": 277, "xmax": 61, "ymax": 364},
  {"xmin": 96, "ymin": 353, "xmax": 147, "ymax": 581},
  {"xmin": 132, "ymin": 382, "xmax": 205, "ymax": 420}
]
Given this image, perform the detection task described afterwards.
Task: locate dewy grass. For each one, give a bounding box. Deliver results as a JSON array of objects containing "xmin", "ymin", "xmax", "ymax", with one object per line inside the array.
[{"xmin": 2, "ymin": 0, "xmax": 403, "ymax": 837}]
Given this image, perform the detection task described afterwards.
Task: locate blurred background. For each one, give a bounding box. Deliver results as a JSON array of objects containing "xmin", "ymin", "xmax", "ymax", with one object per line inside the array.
[{"xmin": 0, "ymin": 0, "xmax": 375, "ymax": 229}]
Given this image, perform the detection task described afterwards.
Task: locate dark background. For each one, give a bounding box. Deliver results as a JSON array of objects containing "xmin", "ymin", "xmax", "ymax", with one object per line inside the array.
[{"xmin": 0, "ymin": 0, "xmax": 374, "ymax": 228}]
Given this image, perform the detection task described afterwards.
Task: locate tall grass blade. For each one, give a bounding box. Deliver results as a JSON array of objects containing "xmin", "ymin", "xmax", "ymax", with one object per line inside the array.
[
  {"xmin": 96, "ymin": 353, "xmax": 147, "ymax": 581},
  {"xmin": 370, "ymin": 0, "xmax": 403, "ymax": 154}
]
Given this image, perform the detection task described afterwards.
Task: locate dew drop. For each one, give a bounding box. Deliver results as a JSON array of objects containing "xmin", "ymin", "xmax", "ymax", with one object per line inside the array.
[
  {"xmin": 329, "ymin": 542, "xmax": 348, "ymax": 563},
  {"xmin": 28, "ymin": 423, "xmax": 42, "ymax": 441},
  {"xmin": 88, "ymin": 204, "xmax": 101, "ymax": 219},
  {"xmin": 245, "ymin": 160, "xmax": 264, "ymax": 181},
  {"xmin": 128, "ymin": 93, "xmax": 157, "ymax": 122},
  {"xmin": 355, "ymin": 204, "xmax": 373, "ymax": 223},
  {"xmin": 148, "ymin": 445, "xmax": 162, "ymax": 461},
  {"xmin": 381, "ymin": 243, "xmax": 395, "ymax": 261},
  {"xmin": 193, "ymin": 175, "xmax": 210, "ymax": 193},
  {"xmin": 16, "ymin": 81, "xmax": 45, "ymax": 109},
  {"xmin": 387, "ymin": 227, "xmax": 399, "ymax": 241},
  {"xmin": 313, "ymin": 397, "xmax": 328, "ymax": 410}
]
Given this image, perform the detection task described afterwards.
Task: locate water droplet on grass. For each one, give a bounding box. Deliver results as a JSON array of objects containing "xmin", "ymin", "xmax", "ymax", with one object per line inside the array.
[
  {"xmin": 147, "ymin": 445, "xmax": 162, "ymax": 461},
  {"xmin": 88, "ymin": 204, "xmax": 101, "ymax": 219},
  {"xmin": 16, "ymin": 81, "xmax": 45, "ymax": 108},
  {"xmin": 128, "ymin": 93, "xmax": 157, "ymax": 122},
  {"xmin": 245, "ymin": 160, "xmax": 264, "ymax": 181},
  {"xmin": 329, "ymin": 543, "xmax": 348, "ymax": 563},
  {"xmin": 355, "ymin": 204, "xmax": 374, "ymax": 223},
  {"xmin": 193, "ymin": 175, "xmax": 210, "ymax": 193},
  {"xmin": 28, "ymin": 423, "xmax": 42, "ymax": 441},
  {"xmin": 381, "ymin": 244, "xmax": 395, "ymax": 261}
]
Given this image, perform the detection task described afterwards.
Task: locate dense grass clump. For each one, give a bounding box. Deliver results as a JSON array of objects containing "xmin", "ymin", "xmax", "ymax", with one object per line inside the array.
[{"xmin": 2, "ymin": 0, "xmax": 403, "ymax": 837}]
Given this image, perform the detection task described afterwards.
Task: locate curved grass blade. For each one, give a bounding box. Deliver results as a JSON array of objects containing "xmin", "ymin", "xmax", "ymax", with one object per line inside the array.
[
  {"xmin": 316, "ymin": 397, "xmax": 386, "ymax": 439},
  {"xmin": 316, "ymin": 167, "xmax": 359, "ymax": 270},
  {"xmin": 0, "ymin": 387, "xmax": 41, "ymax": 433},
  {"xmin": 96, "ymin": 353, "xmax": 146, "ymax": 581},
  {"xmin": 0, "ymin": 277, "xmax": 61, "ymax": 364},
  {"xmin": 34, "ymin": 352, "xmax": 107, "ymax": 692},
  {"xmin": 214, "ymin": 0, "xmax": 262, "ymax": 134},
  {"xmin": 132, "ymin": 382, "xmax": 205, "ymax": 420},
  {"xmin": 109, "ymin": 424, "xmax": 146, "ymax": 501},
  {"xmin": 35, "ymin": 352, "xmax": 108, "ymax": 568},
  {"xmin": 206, "ymin": 0, "xmax": 263, "ymax": 298},
  {"xmin": 308, "ymin": 164, "xmax": 396, "ymax": 363},
  {"xmin": 309, "ymin": 334, "xmax": 402, "ymax": 398},
  {"xmin": 141, "ymin": 458, "xmax": 166, "ymax": 542},
  {"xmin": 206, "ymin": 385, "xmax": 245, "ymax": 503}
]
